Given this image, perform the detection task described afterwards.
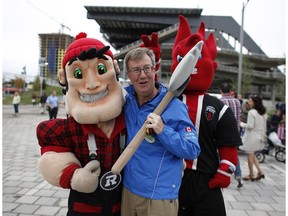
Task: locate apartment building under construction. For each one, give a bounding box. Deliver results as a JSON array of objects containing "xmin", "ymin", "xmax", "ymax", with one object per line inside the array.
[{"xmin": 38, "ymin": 33, "xmax": 74, "ymax": 77}]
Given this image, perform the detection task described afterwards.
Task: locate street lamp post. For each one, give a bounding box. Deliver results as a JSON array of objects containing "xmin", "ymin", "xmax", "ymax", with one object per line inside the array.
[
  {"xmin": 39, "ymin": 56, "xmax": 49, "ymax": 97},
  {"xmin": 237, "ymin": 0, "xmax": 250, "ymax": 96}
]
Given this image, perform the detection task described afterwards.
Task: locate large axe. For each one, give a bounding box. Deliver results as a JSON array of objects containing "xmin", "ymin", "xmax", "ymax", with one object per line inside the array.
[{"xmin": 111, "ymin": 41, "xmax": 204, "ymax": 174}]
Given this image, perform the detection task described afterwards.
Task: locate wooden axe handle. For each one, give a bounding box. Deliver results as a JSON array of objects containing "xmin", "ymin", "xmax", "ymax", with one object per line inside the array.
[{"xmin": 111, "ymin": 91, "xmax": 175, "ymax": 174}]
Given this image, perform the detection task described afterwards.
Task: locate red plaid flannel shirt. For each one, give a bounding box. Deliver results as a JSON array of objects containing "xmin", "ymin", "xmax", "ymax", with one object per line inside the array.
[{"xmin": 37, "ymin": 113, "xmax": 126, "ymax": 172}]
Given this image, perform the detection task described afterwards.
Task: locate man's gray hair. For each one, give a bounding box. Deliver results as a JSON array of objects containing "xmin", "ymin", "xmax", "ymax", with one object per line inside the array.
[{"xmin": 124, "ymin": 47, "xmax": 156, "ymax": 71}]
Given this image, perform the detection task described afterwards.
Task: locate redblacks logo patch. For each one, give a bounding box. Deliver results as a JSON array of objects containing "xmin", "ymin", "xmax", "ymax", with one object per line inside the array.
[
  {"xmin": 205, "ymin": 106, "xmax": 216, "ymax": 121},
  {"xmin": 100, "ymin": 171, "xmax": 122, "ymax": 191}
]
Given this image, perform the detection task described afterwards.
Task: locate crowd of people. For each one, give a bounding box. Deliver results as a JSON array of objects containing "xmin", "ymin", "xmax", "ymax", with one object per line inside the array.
[
  {"xmin": 219, "ymin": 84, "xmax": 286, "ymax": 185},
  {"xmin": 11, "ymin": 90, "xmax": 60, "ymax": 120}
]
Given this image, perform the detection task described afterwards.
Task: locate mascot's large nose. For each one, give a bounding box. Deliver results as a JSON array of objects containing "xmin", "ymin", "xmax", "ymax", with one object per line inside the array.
[{"xmin": 86, "ymin": 70, "xmax": 100, "ymax": 89}]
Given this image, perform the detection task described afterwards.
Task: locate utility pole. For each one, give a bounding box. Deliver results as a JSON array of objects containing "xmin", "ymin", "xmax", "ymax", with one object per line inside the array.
[
  {"xmin": 39, "ymin": 58, "xmax": 48, "ymax": 97},
  {"xmin": 237, "ymin": 0, "xmax": 250, "ymax": 96},
  {"xmin": 21, "ymin": 66, "xmax": 26, "ymax": 90}
]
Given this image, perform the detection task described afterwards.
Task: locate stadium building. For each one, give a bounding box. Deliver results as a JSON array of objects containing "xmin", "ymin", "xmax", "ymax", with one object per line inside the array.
[
  {"xmin": 38, "ymin": 6, "xmax": 285, "ymax": 102},
  {"xmin": 85, "ymin": 6, "xmax": 285, "ymax": 101}
]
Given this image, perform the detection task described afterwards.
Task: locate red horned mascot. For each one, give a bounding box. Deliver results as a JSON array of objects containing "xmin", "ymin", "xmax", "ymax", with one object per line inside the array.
[{"xmin": 173, "ymin": 16, "xmax": 242, "ymax": 216}]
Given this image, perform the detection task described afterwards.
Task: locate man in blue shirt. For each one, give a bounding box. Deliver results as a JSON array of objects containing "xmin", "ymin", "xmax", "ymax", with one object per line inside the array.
[
  {"xmin": 46, "ymin": 90, "xmax": 59, "ymax": 119},
  {"xmin": 121, "ymin": 47, "xmax": 200, "ymax": 216}
]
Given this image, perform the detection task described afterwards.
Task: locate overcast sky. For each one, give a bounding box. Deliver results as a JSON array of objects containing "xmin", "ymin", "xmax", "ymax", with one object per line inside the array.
[{"xmin": 2, "ymin": 0, "xmax": 286, "ymax": 77}]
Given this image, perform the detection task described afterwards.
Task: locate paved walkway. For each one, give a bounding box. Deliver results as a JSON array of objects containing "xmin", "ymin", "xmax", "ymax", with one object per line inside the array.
[{"xmin": 2, "ymin": 105, "xmax": 286, "ymax": 216}]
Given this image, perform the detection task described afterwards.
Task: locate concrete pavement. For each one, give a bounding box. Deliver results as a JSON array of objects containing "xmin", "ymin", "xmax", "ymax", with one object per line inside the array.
[{"xmin": 2, "ymin": 104, "xmax": 286, "ymax": 216}]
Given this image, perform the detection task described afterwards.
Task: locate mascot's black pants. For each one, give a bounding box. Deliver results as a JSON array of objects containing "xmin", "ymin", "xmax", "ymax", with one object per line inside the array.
[
  {"xmin": 67, "ymin": 184, "xmax": 122, "ymax": 216},
  {"xmin": 178, "ymin": 169, "xmax": 226, "ymax": 216}
]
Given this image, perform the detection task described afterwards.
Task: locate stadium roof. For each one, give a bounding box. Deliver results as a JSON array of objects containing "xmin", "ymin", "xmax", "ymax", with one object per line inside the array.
[
  {"xmin": 85, "ymin": 6, "xmax": 201, "ymax": 49},
  {"xmin": 85, "ymin": 6, "xmax": 265, "ymax": 55}
]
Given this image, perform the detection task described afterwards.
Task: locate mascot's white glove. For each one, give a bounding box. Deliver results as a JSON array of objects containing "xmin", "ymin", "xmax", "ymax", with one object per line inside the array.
[{"xmin": 71, "ymin": 160, "xmax": 101, "ymax": 193}]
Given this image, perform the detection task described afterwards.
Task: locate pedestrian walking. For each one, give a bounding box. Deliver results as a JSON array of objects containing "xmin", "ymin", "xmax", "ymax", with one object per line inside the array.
[
  {"xmin": 32, "ymin": 92, "xmax": 37, "ymax": 106},
  {"xmin": 219, "ymin": 82, "xmax": 243, "ymax": 188},
  {"xmin": 46, "ymin": 90, "xmax": 59, "ymax": 119},
  {"xmin": 240, "ymin": 95, "xmax": 267, "ymax": 181},
  {"xmin": 12, "ymin": 91, "xmax": 21, "ymax": 116},
  {"xmin": 40, "ymin": 92, "xmax": 47, "ymax": 114}
]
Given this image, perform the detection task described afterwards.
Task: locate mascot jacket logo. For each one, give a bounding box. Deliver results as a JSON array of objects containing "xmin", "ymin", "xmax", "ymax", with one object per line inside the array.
[
  {"xmin": 205, "ymin": 106, "xmax": 216, "ymax": 121},
  {"xmin": 100, "ymin": 171, "xmax": 122, "ymax": 191}
]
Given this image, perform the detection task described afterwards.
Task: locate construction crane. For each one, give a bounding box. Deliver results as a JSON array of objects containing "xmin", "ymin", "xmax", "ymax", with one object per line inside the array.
[{"xmin": 26, "ymin": 0, "xmax": 71, "ymax": 34}]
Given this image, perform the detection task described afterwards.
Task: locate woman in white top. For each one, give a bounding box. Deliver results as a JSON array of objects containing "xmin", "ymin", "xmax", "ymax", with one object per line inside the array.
[
  {"xmin": 12, "ymin": 91, "xmax": 21, "ymax": 116},
  {"xmin": 240, "ymin": 95, "xmax": 267, "ymax": 181}
]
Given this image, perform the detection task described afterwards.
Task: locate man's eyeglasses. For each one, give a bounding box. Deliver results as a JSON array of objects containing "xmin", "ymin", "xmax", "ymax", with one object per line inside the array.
[{"xmin": 128, "ymin": 65, "xmax": 154, "ymax": 74}]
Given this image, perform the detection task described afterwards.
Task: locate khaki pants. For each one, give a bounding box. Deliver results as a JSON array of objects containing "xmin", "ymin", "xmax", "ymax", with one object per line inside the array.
[{"xmin": 121, "ymin": 187, "xmax": 178, "ymax": 216}]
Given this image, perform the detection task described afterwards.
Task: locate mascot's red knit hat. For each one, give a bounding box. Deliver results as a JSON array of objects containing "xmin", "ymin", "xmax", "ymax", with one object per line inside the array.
[{"xmin": 62, "ymin": 32, "xmax": 113, "ymax": 68}]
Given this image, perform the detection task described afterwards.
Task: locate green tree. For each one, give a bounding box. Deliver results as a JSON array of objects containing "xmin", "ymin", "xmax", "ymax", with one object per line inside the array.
[
  {"xmin": 231, "ymin": 57, "xmax": 253, "ymax": 97},
  {"xmin": 241, "ymin": 57, "xmax": 254, "ymax": 97},
  {"xmin": 13, "ymin": 76, "xmax": 25, "ymax": 89},
  {"xmin": 33, "ymin": 75, "xmax": 41, "ymax": 91}
]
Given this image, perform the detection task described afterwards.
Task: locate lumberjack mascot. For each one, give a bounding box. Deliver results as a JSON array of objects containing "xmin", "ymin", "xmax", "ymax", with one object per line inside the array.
[
  {"xmin": 36, "ymin": 33, "xmax": 126, "ymax": 216},
  {"xmin": 36, "ymin": 32, "xmax": 161, "ymax": 216},
  {"xmin": 173, "ymin": 16, "xmax": 242, "ymax": 216}
]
